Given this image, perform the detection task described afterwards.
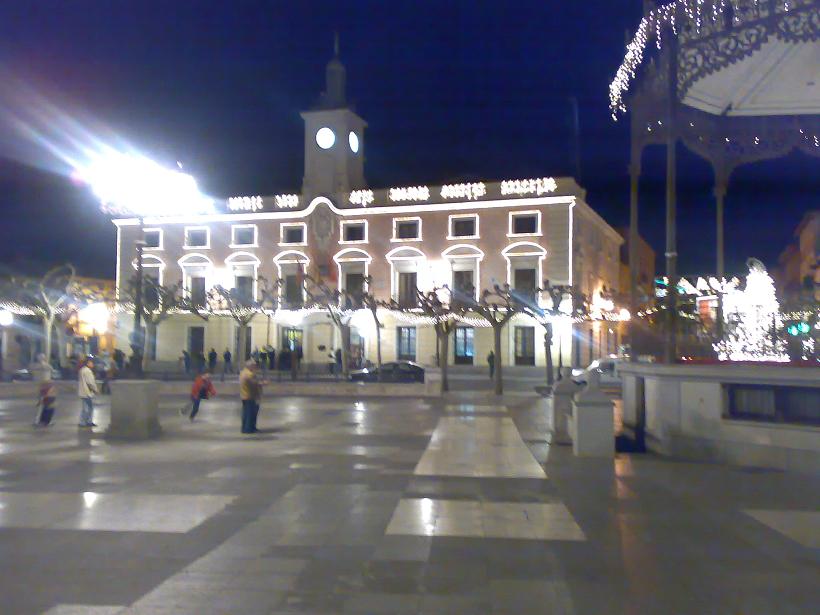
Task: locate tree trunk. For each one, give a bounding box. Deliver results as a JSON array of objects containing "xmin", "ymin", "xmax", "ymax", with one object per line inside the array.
[
  {"xmin": 545, "ymin": 322, "xmax": 554, "ymax": 386},
  {"xmin": 55, "ymin": 321, "xmax": 67, "ymax": 368},
  {"xmin": 374, "ymin": 311, "xmax": 383, "ymax": 382},
  {"xmin": 142, "ymin": 320, "xmax": 157, "ymax": 373},
  {"xmin": 493, "ymin": 325, "xmax": 503, "ymax": 395},
  {"xmin": 237, "ymin": 322, "xmax": 248, "ymax": 369},
  {"xmin": 340, "ymin": 322, "xmax": 350, "ymax": 378},
  {"xmin": 43, "ymin": 314, "xmax": 55, "ymax": 364},
  {"xmin": 440, "ymin": 327, "xmax": 450, "ymax": 393}
]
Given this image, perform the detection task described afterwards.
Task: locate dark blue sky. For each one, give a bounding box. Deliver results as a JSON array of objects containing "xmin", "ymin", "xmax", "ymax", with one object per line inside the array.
[{"xmin": 0, "ymin": 1, "xmax": 815, "ymax": 279}]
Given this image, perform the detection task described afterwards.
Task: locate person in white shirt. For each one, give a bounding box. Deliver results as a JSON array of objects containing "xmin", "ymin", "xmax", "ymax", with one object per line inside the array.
[{"xmin": 77, "ymin": 358, "xmax": 99, "ymax": 427}]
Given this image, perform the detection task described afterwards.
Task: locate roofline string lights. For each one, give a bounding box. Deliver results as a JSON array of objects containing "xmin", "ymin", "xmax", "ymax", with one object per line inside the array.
[{"xmin": 609, "ymin": 1, "xmax": 808, "ymax": 120}]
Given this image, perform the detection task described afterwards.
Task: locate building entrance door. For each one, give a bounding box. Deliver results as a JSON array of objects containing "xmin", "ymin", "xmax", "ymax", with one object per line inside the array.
[
  {"xmin": 454, "ymin": 327, "xmax": 474, "ymax": 365},
  {"xmin": 514, "ymin": 326, "xmax": 535, "ymax": 366},
  {"xmin": 189, "ymin": 326, "xmax": 205, "ymax": 362}
]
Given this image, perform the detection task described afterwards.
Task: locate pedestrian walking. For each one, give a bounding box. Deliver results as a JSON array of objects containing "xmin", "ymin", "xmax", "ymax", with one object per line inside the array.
[
  {"xmin": 267, "ymin": 346, "xmax": 275, "ymax": 371},
  {"xmin": 77, "ymin": 357, "xmax": 98, "ymax": 427},
  {"xmin": 182, "ymin": 350, "xmax": 191, "ymax": 374},
  {"xmin": 239, "ymin": 360, "xmax": 262, "ymax": 434},
  {"xmin": 334, "ymin": 348, "xmax": 342, "ymax": 376},
  {"xmin": 113, "ymin": 348, "xmax": 125, "ymax": 372},
  {"xmin": 208, "ymin": 348, "xmax": 218, "ymax": 373},
  {"xmin": 31, "ymin": 354, "xmax": 55, "ymax": 426},
  {"xmin": 183, "ymin": 372, "xmax": 216, "ymax": 422},
  {"xmin": 487, "ymin": 350, "xmax": 495, "ymax": 380},
  {"xmin": 222, "ymin": 348, "xmax": 233, "ymax": 380}
]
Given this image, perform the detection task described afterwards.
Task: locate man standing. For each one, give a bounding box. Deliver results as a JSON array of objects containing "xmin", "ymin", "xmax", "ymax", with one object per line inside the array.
[
  {"xmin": 182, "ymin": 350, "xmax": 191, "ymax": 374},
  {"xmin": 31, "ymin": 354, "xmax": 54, "ymax": 426},
  {"xmin": 77, "ymin": 357, "xmax": 98, "ymax": 427},
  {"xmin": 487, "ymin": 350, "xmax": 495, "ymax": 380},
  {"xmin": 208, "ymin": 348, "xmax": 218, "ymax": 373},
  {"xmin": 223, "ymin": 348, "xmax": 233, "ymax": 376},
  {"xmin": 239, "ymin": 360, "xmax": 262, "ymax": 434}
]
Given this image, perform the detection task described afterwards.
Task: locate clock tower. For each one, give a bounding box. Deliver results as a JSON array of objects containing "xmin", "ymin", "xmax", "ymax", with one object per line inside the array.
[{"xmin": 301, "ymin": 36, "xmax": 367, "ymax": 201}]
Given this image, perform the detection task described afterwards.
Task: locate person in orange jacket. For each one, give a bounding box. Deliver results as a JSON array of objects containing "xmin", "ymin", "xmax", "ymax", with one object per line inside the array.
[{"xmin": 185, "ymin": 372, "xmax": 216, "ymax": 422}]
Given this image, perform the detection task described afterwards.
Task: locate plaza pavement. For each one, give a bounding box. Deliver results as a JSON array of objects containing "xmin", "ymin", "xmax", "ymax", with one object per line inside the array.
[{"xmin": 0, "ymin": 386, "xmax": 818, "ymax": 614}]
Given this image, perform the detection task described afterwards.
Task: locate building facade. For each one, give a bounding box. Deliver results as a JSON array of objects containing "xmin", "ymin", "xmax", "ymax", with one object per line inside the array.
[{"xmin": 112, "ymin": 50, "xmax": 623, "ymax": 371}]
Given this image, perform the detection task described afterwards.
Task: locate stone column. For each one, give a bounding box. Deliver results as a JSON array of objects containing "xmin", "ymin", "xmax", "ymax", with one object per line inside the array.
[
  {"xmin": 106, "ymin": 380, "xmax": 162, "ymax": 440},
  {"xmin": 549, "ymin": 367, "xmax": 581, "ymax": 445},
  {"xmin": 714, "ymin": 170, "xmax": 729, "ymax": 279},
  {"xmin": 571, "ymin": 370, "xmax": 614, "ymax": 458}
]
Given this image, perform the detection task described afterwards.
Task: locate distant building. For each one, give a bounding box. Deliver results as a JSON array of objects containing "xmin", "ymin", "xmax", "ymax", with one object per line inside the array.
[{"xmin": 113, "ymin": 47, "xmax": 624, "ymax": 370}]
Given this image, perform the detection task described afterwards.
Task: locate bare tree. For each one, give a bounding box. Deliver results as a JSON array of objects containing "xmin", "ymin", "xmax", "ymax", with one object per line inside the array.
[
  {"xmin": 470, "ymin": 284, "xmax": 525, "ymax": 395},
  {"xmin": 360, "ymin": 276, "xmax": 386, "ymax": 380},
  {"xmin": 303, "ymin": 275, "xmax": 354, "ymax": 378},
  {"xmin": 386, "ymin": 286, "xmax": 464, "ymax": 393},
  {"xmin": 206, "ymin": 285, "xmax": 260, "ymax": 366},
  {"xmin": 122, "ymin": 276, "xmax": 184, "ymax": 371},
  {"xmin": 8, "ymin": 264, "xmax": 77, "ymax": 365}
]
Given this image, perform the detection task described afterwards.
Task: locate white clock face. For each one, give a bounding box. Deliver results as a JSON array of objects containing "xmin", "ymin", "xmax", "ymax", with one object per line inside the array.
[
  {"xmin": 316, "ymin": 127, "xmax": 335, "ymax": 149},
  {"xmin": 348, "ymin": 131, "xmax": 359, "ymax": 153}
]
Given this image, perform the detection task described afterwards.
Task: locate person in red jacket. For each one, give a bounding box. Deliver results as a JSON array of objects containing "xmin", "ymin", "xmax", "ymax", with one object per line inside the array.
[{"xmin": 186, "ymin": 372, "xmax": 216, "ymax": 422}]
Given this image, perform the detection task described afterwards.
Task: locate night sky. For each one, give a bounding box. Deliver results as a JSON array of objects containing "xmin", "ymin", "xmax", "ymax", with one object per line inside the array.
[{"xmin": 0, "ymin": 1, "xmax": 815, "ymax": 280}]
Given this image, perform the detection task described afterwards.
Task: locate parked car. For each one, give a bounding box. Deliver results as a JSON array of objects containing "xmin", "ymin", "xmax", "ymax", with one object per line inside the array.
[
  {"xmin": 572, "ymin": 357, "xmax": 622, "ymax": 386},
  {"xmin": 349, "ymin": 361, "xmax": 425, "ymax": 383}
]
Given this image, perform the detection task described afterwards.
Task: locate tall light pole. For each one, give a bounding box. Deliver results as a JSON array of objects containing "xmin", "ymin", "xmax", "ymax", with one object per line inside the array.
[{"xmin": 74, "ymin": 151, "xmax": 213, "ymax": 377}]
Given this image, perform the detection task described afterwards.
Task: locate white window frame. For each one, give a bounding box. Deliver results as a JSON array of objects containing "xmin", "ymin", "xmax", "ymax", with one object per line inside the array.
[
  {"xmin": 333, "ymin": 248, "xmax": 372, "ymax": 294},
  {"xmin": 391, "ymin": 217, "xmax": 422, "ymax": 243},
  {"xmin": 225, "ymin": 252, "xmax": 261, "ymax": 302},
  {"xmin": 339, "ymin": 219, "xmax": 369, "ymax": 245},
  {"xmin": 230, "ymin": 224, "xmax": 258, "ymax": 248},
  {"xmin": 183, "ymin": 225, "xmax": 211, "ymax": 249},
  {"xmin": 132, "ymin": 254, "xmax": 166, "ymax": 287},
  {"xmin": 386, "ymin": 246, "xmax": 426, "ymax": 302},
  {"xmin": 507, "ymin": 210, "xmax": 542, "ymax": 238},
  {"xmin": 178, "ymin": 253, "xmax": 214, "ymax": 302},
  {"xmin": 442, "ymin": 244, "xmax": 484, "ymax": 301},
  {"xmin": 142, "ymin": 228, "xmax": 163, "ymax": 251},
  {"xmin": 447, "ymin": 214, "xmax": 480, "ymax": 240},
  {"xmin": 279, "ymin": 222, "xmax": 307, "ymax": 247},
  {"xmin": 273, "ymin": 250, "xmax": 310, "ymax": 309}
]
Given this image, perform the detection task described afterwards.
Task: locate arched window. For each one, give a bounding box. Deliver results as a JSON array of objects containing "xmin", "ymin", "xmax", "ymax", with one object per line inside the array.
[
  {"xmin": 178, "ymin": 253, "xmax": 213, "ymax": 306},
  {"xmin": 386, "ymin": 246, "xmax": 426, "ymax": 307},
  {"xmin": 501, "ymin": 242, "xmax": 547, "ymax": 303},
  {"xmin": 273, "ymin": 250, "xmax": 310, "ymax": 308},
  {"xmin": 442, "ymin": 244, "xmax": 484, "ymax": 302},
  {"xmin": 334, "ymin": 248, "xmax": 372, "ymax": 307},
  {"xmin": 225, "ymin": 252, "xmax": 261, "ymax": 302}
]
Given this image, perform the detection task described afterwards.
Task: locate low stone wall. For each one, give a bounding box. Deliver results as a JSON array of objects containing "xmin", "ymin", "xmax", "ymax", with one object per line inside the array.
[{"xmin": 620, "ymin": 363, "xmax": 820, "ymax": 473}]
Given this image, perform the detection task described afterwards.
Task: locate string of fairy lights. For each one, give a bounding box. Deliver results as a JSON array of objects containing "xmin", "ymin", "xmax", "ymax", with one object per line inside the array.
[{"xmin": 609, "ymin": 0, "xmax": 818, "ymax": 156}]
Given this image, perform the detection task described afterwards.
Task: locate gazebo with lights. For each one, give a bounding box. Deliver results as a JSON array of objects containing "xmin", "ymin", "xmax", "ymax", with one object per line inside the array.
[{"xmin": 611, "ymin": 0, "xmax": 819, "ymax": 360}]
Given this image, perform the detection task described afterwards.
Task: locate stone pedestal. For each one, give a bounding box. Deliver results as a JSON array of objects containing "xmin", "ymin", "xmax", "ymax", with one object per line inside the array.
[
  {"xmin": 571, "ymin": 371, "xmax": 614, "ymax": 457},
  {"xmin": 550, "ymin": 367, "xmax": 581, "ymax": 445},
  {"xmin": 106, "ymin": 380, "xmax": 162, "ymax": 440}
]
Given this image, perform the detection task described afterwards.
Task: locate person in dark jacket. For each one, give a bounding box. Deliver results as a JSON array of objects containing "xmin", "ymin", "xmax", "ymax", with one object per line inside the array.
[
  {"xmin": 487, "ymin": 351, "xmax": 495, "ymax": 379},
  {"xmin": 208, "ymin": 348, "xmax": 218, "ymax": 372}
]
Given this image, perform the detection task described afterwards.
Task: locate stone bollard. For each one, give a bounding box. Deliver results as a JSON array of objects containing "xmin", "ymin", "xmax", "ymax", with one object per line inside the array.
[
  {"xmin": 549, "ymin": 367, "xmax": 581, "ymax": 445},
  {"xmin": 571, "ymin": 370, "xmax": 614, "ymax": 457},
  {"xmin": 106, "ymin": 380, "xmax": 162, "ymax": 440}
]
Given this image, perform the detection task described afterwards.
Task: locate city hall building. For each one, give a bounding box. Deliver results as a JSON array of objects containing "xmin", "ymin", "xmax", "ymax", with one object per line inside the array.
[{"xmin": 113, "ymin": 50, "xmax": 623, "ymax": 371}]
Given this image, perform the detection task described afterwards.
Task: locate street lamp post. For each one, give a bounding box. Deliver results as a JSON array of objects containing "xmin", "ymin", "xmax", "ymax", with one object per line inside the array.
[{"xmin": 130, "ymin": 234, "xmax": 146, "ymax": 377}]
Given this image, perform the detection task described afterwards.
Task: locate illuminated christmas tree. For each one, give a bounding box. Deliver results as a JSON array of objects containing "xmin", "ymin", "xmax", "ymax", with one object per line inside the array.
[{"xmin": 714, "ymin": 259, "xmax": 788, "ymax": 362}]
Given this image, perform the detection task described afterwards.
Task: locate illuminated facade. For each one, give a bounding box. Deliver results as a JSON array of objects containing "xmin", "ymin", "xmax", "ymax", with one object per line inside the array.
[{"xmin": 112, "ymin": 48, "xmax": 622, "ymax": 371}]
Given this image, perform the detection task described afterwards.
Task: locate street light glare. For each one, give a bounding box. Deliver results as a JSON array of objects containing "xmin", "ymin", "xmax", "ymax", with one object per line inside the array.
[{"xmin": 76, "ymin": 151, "xmax": 214, "ymax": 218}]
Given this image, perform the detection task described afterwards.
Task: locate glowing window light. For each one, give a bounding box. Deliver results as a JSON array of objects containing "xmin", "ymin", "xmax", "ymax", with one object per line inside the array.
[{"xmin": 349, "ymin": 131, "xmax": 360, "ymax": 153}]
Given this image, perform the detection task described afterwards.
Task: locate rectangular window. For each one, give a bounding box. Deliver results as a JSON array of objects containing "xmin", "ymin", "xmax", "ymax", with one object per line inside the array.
[
  {"xmin": 281, "ymin": 224, "xmax": 306, "ymax": 245},
  {"xmin": 397, "ymin": 327, "xmax": 417, "ymax": 361},
  {"xmin": 231, "ymin": 225, "xmax": 257, "ymax": 246},
  {"xmin": 341, "ymin": 221, "xmax": 367, "ymax": 243},
  {"xmin": 454, "ymin": 327, "xmax": 474, "ymax": 365},
  {"xmin": 513, "ymin": 268, "xmax": 537, "ymax": 301},
  {"xmin": 284, "ymin": 275, "xmax": 302, "ymax": 307},
  {"xmin": 345, "ymin": 272, "xmax": 365, "ymax": 308},
  {"xmin": 281, "ymin": 327, "xmax": 303, "ymax": 353},
  {"xmin": 394, "ymin": 219, "xmax": 421, "ymax": 240},
  {"xmin": 144, "ymin": 272, "xmax": 160, "ymax": 311},
  {"xmin": 398, "ymin": 271, "xmax": 418, "ymax": 308},
  {"xmin": 190, "ymin": 276, "xmax": 206, "ymax": 307},
  {"xmin": 515, "ymin": 326, "xmax": 536, "ymax": 366},
  {"xmin": 235, "ymin": 275, "xmax": 254, "ymax": 302},
  {"xmin": 509, "ymin": 212, "xmax": 539, "ymax": 236},
  {"xmin": 143, "ymin": 229, "xmax": 161, "ymax": 249},
  {"xmin": 449, "ymin": 215, "xmax": 478, "ymax": 238},
  {"xmin": 184, "ymin": 227, "xmax": 209, "ymax": 248},
  {"xmin": 726, "ymin": 384, "xmax": 820, "ymax": 426},
  {"xmin": 453, "ymin": 270, "xmax": 474, "ymax": 295},
  {"xmin": 188, "ymin": 326, "xmax": 205, "ymax": 357}
]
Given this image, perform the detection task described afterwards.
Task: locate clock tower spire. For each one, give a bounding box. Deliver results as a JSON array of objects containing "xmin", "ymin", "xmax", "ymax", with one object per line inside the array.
[{"xmin": 300, "ymin": 35, "xmax": 367, "ymax": 200}]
